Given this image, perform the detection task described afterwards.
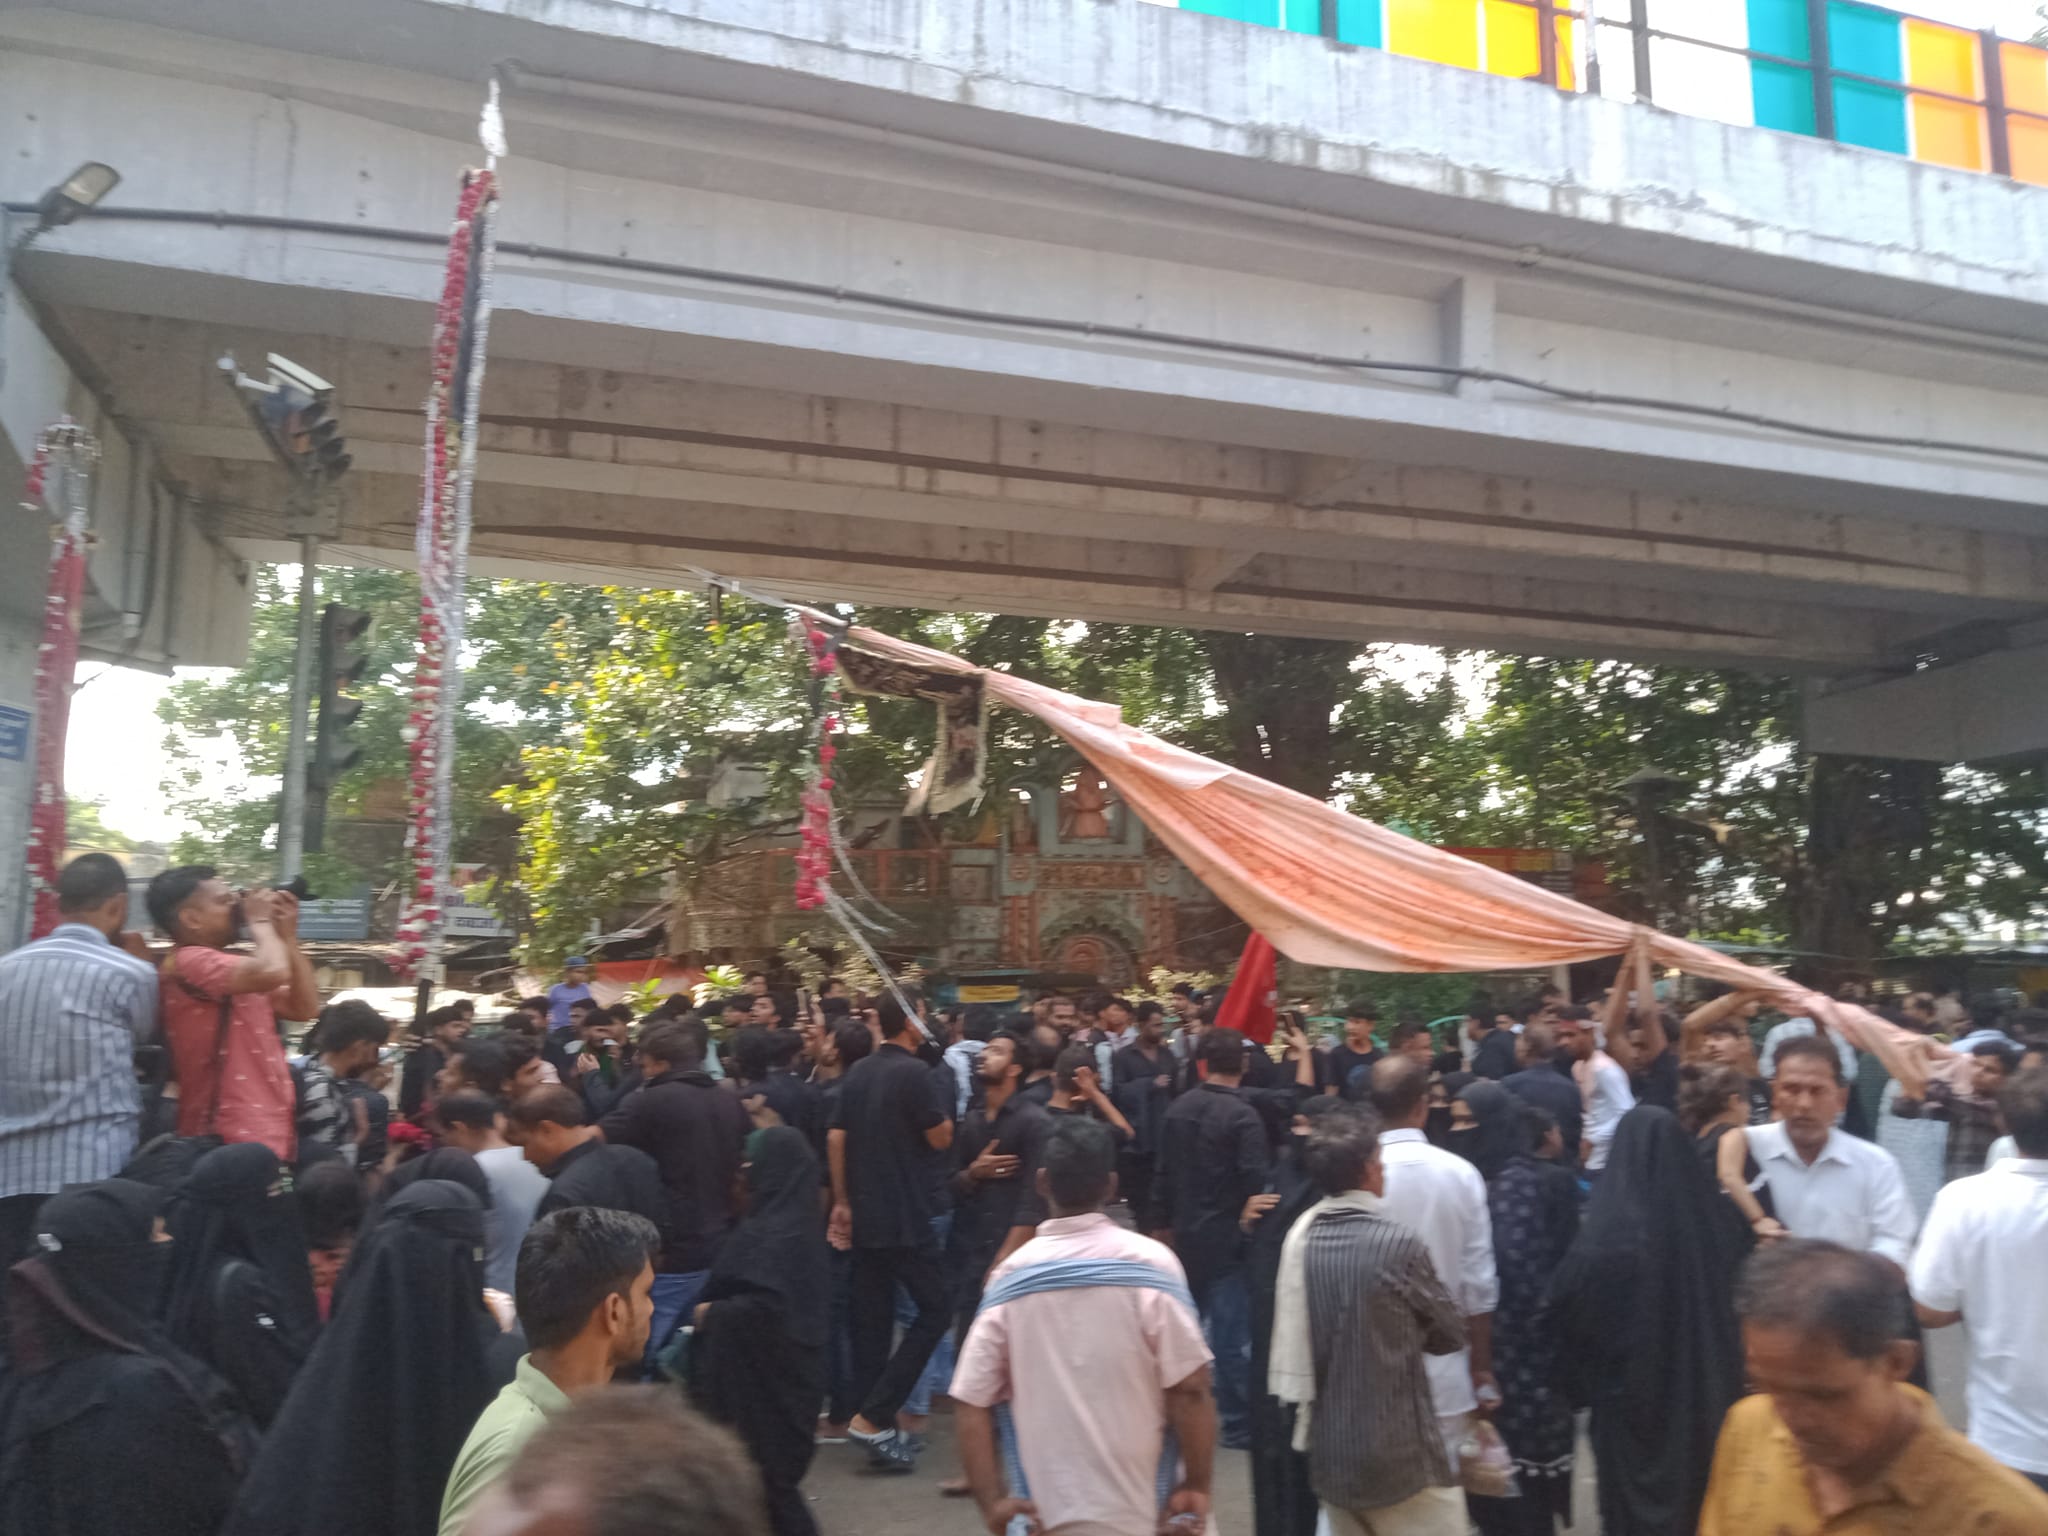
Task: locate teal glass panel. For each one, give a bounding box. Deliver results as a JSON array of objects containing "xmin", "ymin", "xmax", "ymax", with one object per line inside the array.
[
  {"xmin": 1746, "ymin": 0, "xmax": 1810, "ymax": 62},
  {"xmin": 1826, "ymin": 1, "xmax": 1901, "ymax": 81},
  {"xmin": 1332, "ymin": 0, "xmax": 1382, "ymax": 47},
  {"xmin": 1282, "ymin": 0, "xmax": 1325, "ymax": 33},
  {"xmin": 1752, "ymin": 60, "xmax": 1818, "ymax": 132},
  {"xmin": 1833, "ymin": 77, "xmax": 1909, "ymax": 151},
  {"xmin": 1827, "ymin": 2, "xmax": 1906, "ymax": 153},
  {"xmin": 1181, "ymin": 0, "xmax": 1286, "ymax": 27}
]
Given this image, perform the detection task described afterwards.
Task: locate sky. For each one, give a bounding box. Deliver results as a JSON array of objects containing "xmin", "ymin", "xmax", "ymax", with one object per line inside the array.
[{"xmin": 64, "ymin": 0, "xmax": 2048, "ymax": 840}]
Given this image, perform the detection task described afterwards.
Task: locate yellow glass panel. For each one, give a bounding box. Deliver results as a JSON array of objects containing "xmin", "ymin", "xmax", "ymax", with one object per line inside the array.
[
  {"xmin": 2001, "ymin": 42, "xmax": 2048, "ymax": 118},
  {"xmin": 1484, "ymin": 0, "xmax": 1540, "ymax": 80},
  {"xmin": 1903, "ymin": 19, "xmax": 1978, "ymax": 99},
  {"xmin": 1389, "ymin": 0, "xmax": 1480, "ymax": 69},
  {"xmin": 1911, "ymin": 96, "xmax": 1986, "ymax": 170},
  {"xmin": 2010, "ymin": 116, "xmax": 2048, "ymax": 186},
  {"xmin": 1556, "ymin": 17, "xmax": 1578, "ymax": 90}
]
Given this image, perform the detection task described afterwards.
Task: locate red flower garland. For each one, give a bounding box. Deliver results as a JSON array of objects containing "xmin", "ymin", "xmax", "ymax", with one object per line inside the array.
[
  {"xmin": 21, "ymin": 422, "xmax": 93, "ymax": 940},
  {"xmin": 394, "ymin": 170, "xmax": 496, "ymax": 975}
]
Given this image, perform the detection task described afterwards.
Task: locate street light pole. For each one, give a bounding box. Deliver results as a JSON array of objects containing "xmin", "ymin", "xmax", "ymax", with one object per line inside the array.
[{"xmin": 277, "ymin": 532, "xmax": 319, "ymax": 883}]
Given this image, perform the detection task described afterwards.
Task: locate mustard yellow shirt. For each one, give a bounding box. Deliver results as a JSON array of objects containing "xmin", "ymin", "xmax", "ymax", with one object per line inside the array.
[{"xmin": 1700, "ymin": 1388, "xmax": 2048, "ymax": 1536}]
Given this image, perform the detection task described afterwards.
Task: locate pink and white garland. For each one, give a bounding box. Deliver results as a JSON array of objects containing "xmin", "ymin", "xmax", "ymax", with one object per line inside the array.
[
  {"xmin": 21, "ymin": 421, "xmax": 96, "ymax": 940},
  {"xmin": 394, "ymin": 167, "xmax": 499, "ymax": 976}
]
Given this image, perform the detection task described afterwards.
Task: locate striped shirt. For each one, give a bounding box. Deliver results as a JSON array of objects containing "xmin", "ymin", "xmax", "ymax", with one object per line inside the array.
[
  {"xmin": 1302, "ymin": 1203, "xmax": 1466, "ymax": 1514},
  {"xmin": 0, "ymin": 922, "xmax": 159, "ymax": 1197}
]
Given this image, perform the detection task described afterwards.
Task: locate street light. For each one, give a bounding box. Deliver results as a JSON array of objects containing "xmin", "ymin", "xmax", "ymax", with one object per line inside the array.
[
  {"xmin": 32, "ymin": 161, "xmax": 121, "ymax": 233},
  {"xmin": 1, "ymin": 161, "xmax": 123, "ymax": 393}
]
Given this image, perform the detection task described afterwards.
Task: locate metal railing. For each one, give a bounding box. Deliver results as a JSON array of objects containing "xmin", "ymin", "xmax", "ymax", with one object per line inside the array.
[{"xmin": 1244, "ymin": 0, "xmax": 2048, "ymax": 185}]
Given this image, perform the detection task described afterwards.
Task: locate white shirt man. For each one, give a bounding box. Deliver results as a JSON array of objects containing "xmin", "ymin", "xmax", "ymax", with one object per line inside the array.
[
  {"xmin": 1369, "ymin": 1058, "xmax": 1497, "ymax": 1461},
  {"xmin": 1759, "ymin": 1016, "xmax": 1857, "ymax": 1081},
  {"xmin": 1910, "ymin": 1107, "xmax": 2048, "ymax": 1481},
  {"xmin": 1751, "ymin": 1038, "xmax": 1917, "ymax": 1267}
]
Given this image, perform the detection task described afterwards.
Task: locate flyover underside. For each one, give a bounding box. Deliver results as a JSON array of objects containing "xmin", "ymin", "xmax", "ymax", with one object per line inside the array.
[
  {"xmin": 10, "ymin": 4, "xmax": 2048, "ymax": 682},
  {"xmin": 42, "ymin": 291, "xmax": 2047, "ymax": 673}
]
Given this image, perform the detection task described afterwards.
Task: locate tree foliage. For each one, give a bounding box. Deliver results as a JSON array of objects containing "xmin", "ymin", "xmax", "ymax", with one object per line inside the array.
[{"xmin": 153, "ymin": 569, "xmax": 2048, "ymax": 981}]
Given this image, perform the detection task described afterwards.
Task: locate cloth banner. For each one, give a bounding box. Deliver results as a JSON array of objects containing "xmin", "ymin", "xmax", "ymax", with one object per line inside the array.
[{"xmin": 831, "ymin": 621, "xmax": 1953, "ymax": 1086}]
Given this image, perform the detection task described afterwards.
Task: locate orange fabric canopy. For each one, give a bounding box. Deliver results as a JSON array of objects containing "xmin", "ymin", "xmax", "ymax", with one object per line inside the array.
[{"xmin": 841, "ymin": 622, "xmax": 1948, "ymax": 1085}]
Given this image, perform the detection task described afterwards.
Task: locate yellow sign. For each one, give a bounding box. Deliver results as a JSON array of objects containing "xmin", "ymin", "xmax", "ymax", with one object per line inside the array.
[{"xmin": 957, "ymin": 984, "xmax": 1021, "ymax": 1003}]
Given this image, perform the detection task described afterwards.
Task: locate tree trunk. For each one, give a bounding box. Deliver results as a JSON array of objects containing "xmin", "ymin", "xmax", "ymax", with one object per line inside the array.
[
  {"xmin": 1198, "ymin": 634, "xmax": 1356, "ymax": 801},
  {"xmin": 1786, "ymin": 754, "xmax": 1940, "ymax": 990}
]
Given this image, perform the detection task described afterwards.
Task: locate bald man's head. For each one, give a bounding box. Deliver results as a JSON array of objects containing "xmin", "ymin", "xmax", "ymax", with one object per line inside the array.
[
  {"xmin": 461, "ymin": 1386, "xmax": 768, "ymax": 1536},
  {"xmin": 1369, "ymin": 1055, "xmax": 1431, "ymax": 1128}
]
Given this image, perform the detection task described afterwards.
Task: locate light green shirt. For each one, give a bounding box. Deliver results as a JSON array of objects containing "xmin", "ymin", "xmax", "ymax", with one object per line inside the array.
[{"xmin": 437, "ymin": 1355, "xmax": 571, "ymax": 1536}]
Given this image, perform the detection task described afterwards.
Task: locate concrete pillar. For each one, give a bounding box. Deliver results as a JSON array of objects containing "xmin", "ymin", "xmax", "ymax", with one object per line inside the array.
[{"xmin": 0, "ymin": 612, "xmax": 39, "ymax": 948}]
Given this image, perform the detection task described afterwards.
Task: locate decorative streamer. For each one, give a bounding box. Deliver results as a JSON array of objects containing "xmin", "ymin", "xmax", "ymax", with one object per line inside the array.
[
  {"xmin": 395, "ymin": 103, "xmax": 502, "ymax": 978},
  {"xmin": 21, "ymin": 420, "xmax": 97, "ymax": 940},
  {"xmin": 792, "ymin": 613, "xmax": 845, "ymax": 912}
]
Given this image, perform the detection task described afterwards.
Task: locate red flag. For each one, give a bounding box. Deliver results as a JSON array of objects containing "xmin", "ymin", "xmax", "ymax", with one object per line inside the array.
[{"xmin": 1214, "ymin": 931, "xmax": 1279, "ymax": 1046}]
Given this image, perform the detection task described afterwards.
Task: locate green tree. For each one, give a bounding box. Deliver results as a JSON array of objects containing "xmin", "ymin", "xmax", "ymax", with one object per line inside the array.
[
  {"xmin": 156, "ymin": 565, "xmax": 590, "ymax": 894},
  {"xmin": 64, "ymin": 797, "xmax": 137, "ymax": 858}
]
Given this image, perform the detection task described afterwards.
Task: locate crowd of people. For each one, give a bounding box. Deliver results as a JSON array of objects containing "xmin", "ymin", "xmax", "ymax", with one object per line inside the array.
[{"xmin": 1, "ymin": 850, "xmax": 2046, "ymax": 1536}]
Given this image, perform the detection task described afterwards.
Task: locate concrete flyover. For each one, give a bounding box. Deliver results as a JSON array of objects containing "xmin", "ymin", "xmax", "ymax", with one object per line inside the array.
[{"xmin": 4, "ymin": 0, "xmax": 2048, "ymax": 759}]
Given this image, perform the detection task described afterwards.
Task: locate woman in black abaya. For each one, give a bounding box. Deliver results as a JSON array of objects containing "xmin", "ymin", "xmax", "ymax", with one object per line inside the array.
[
  {"xmin": 225, "ymin": 1179, "xmax": 495, "ymax": 1536},
  {"xmin": 0, "ymin": 1179, "xmax": 257, "ymax": 1535},
  {"xmin": 1451, "ymin": 1082, "xmax": 1581, "ymax": 1536},
  {"xmin": 162, "ymin": 1141, "xmax": 321, "ymax": 1426},
  {"xmin": 1547, "ymin": 1106, "xmax": 1744, "ymax": 1536},
  {"xmin": 690, "ymin": 1127, "xmax": 830, "ymax": 1536}
]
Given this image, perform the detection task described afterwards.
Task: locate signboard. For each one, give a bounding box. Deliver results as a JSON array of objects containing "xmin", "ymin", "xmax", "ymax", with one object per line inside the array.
[
  {"xmin": 297, "ymin": 892, "xmax": 373, "ymax": 942},
  {"xmin": 446, "ymin": 863, "xmax": 514, "ymax": 939},
  {"xmin": 0, "ymin": 704, "xmax": 30, "ymax": 763}
]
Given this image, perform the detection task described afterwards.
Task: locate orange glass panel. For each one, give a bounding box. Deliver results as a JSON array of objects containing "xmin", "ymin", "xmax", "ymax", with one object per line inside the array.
[
  {"xmin": 1388, "ymin": 0, "xmax": 1480, "ymax": 69},
  {"xmin": 2001, "ymin": 42, "xmax": 2048, "ymax": 118},
  {"xmin": 2011, "ymin": 116, "xmax": 2048, "ymax": 186},
  {"xmin": 1485, "ymin": 0, "xmax": 1540, "ymax": 80},
  {"xmin": 1911, "ymin": 97, "xmax": 1987, "ymax": 170},
  {"xmin": 1903, "ymin": 21, "xmax": 1983, "ymax": 172}
]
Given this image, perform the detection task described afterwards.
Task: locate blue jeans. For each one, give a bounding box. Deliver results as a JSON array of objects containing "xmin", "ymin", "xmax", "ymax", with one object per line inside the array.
[
  {"xmin": 897, "ymin": 1211, "xmax": 955, "ymax": 1418},
  {"xmin": 1202, "ymin": 1267, "xmax": 1252, "ymax": 1446},
  {"xmin": 648, "ymin": 1269, "xmax": 709, "ymax": 1370}
]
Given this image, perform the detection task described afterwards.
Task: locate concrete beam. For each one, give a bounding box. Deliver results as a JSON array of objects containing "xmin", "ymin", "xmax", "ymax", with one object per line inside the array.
[
  {"xmin": 191, "ymin": 460, "xmax": 1900, "ymax": 668},
  {"xmin": 1182, "ymin": 547, "xmax": 1255, "ymax": 594},
  {"xmin": 90, "ymin": 316, "xmax": 2048, "ymax": 619},
  {"xmin": 1805, "ymin": 654, "xmax": 2048, "ymax": 763}
]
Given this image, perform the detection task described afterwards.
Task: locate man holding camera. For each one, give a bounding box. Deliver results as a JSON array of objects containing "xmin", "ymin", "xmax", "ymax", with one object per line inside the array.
[{"xmin": 148, "ymin": 865, "xmax": 320, "ymax": 1161}]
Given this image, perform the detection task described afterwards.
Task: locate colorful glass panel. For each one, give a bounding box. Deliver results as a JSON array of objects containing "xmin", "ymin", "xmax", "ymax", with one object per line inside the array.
[
  {"xmin": 1388, "ymin": 0, "xmax": 1480, "ymax": 69},
  {"xmin": 1903, "ymin": 20, "xmax": 1984, "ymax": 171}
]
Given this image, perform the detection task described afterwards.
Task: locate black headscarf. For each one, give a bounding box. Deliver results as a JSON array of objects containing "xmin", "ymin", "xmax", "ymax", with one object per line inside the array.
[
  {"xmin": 1427, "ymin": 1067, "xmax": 1475, "ymax": 1146},
  {"xmin": 377, "ymin": 1146, "xmax": 492, "ymax": 1214},
  {"xmin": 700, "ymin": 1127, "xmax": 830, "ymax": 1348},
  {"xmin": 1450, "ymin": 1080, "xmax": 1524, "ymax": 1183},
  {"xmin": 1547, "ymin": 1107, "xmax": 1744, "ymax": 1536},
  {"xmin": 163, "ymin": 1143, "xmax": 319, "ymax": 1354},
  {"xmin": 0, "ymin": 1182, "xmax": 256, "ymax": 1536},
  {"xmin": 223, "ymin": 1181, "xmax": 494, "ymax": 1536}
]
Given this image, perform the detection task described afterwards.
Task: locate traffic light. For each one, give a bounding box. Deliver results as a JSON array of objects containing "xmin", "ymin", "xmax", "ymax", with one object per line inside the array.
[
  {"xmin": 306, "ymin": 603, "xmax": 371, "ymax": 853},
  {"xmin": 221, "ymin": 353, "xmax": 351, "ymax": 483}
]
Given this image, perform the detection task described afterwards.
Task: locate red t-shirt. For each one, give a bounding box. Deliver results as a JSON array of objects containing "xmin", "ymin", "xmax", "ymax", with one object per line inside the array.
[{"xmin": 161, "ymin": 946, "xmax": 298, "ymax": 1160}]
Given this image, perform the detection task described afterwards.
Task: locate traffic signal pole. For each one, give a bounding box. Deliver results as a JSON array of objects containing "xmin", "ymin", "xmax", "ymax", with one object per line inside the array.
[{"xmin": 277, "ymin": 532, "xmax": 319, "ymax": 884}]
